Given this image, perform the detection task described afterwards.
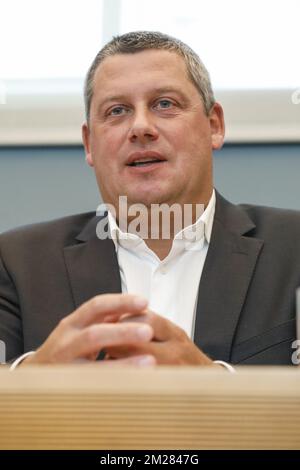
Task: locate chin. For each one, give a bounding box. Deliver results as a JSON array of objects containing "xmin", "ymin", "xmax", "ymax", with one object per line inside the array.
[{"xmin": 128, "ymin": 192, "xmax": 169, "ymax": 207}]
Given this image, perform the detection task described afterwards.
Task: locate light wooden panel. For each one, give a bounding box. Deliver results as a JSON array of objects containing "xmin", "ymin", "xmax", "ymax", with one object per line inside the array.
[{"xmin": 0, "ymin": 366, "xmax": 299, "ymax": 449}]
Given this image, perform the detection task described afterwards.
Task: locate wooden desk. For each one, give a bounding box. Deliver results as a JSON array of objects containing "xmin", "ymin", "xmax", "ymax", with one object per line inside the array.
[{"xmin": 0, "ymin": 366, "xmax": 299, "ymax": 449}]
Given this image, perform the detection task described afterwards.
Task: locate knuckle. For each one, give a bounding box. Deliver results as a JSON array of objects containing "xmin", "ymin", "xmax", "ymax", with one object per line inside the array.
[
  {"xmin": 145, "ymin": 312, "xmax": 154, "ymax": 324},
  {"xmin": 172, "ymin": 325, "xmax": 187, "ymax": 341},
  {"xmin": 58, "ymin": 316, "xmax": 69, "ymax": 330},
  {"xmin": 84, "ymin": 326, "xmax": 98, "ymax": 344},
  {"xmin": 90, "ymin": 296, "xmax": 101, "ymax": 310},
  {"xmin": 120, "ymin": 324, "xmax": 137, "ymax": 341}
]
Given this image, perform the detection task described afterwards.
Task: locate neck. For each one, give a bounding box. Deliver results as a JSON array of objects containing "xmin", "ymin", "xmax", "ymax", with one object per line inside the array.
[
  {"xmin": 143, "ymin": 201, "xmax": 204, "ymax": 260},
  {"xmin": 118, "ymin": 192, "xmax": 212, "ymax": 260},
  {"xmin": 144, "ymin": 238, "xmax": 173, "ymax": 260}
]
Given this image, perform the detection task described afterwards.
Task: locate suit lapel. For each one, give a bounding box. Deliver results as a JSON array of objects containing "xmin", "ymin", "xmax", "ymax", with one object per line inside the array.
[
  {"xmin": 62, "ymin": 196, "xmax": 264, "ymax": 362},
  {"xmin": 63, "ymin": 215, "xmax": 121, "ymax": 309},
  {"xmin": 194, "ymin": 192, "xmax": 264, "ymax": 361}
]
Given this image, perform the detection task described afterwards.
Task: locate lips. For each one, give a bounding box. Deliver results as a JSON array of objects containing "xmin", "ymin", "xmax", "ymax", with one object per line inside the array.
[{"xmin": 126, "ymin": 151, "xmax": 166, "ymax": 167}]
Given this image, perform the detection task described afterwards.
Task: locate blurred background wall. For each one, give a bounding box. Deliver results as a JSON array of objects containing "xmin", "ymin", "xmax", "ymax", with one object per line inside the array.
[
  {"xmin": 0, "ymin": 143, "xmax": 299, "ymax": 233},
  {"xmin": 1, "ymin": 1, "xmax": 299, "ymax": 233}
]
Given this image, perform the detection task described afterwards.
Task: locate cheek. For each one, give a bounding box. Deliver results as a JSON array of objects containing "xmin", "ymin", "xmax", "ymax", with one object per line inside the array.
[
  {"xmin": 166, "ymin": 118, "xmax": 209, "ymax": 152},
  {"xmin": 174, "ymin": 133, "xmax": 211, "ymax": 176},
  {"xmin": 189, "ymin": 125, "xmax": 212, "ymax": 156},
  {"xmin": 90, "ymin": 128, "xmax": 122, "ymax": 165}
]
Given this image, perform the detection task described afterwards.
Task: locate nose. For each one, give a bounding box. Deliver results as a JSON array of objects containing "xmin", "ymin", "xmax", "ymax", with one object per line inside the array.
[{"xmin": 128, "ymin": 107, "xmax": 159, "ymax": 144}]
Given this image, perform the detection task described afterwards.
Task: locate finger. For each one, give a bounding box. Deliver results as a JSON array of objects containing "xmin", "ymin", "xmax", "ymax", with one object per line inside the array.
[
  {"xmin": 65, "ymin": 322, "xmax": 154, "ymax": 359},
  {"xmin": 119, "ymin": 310, "xmax": 182, "ymax": 341},
  {"xmin": 105, "ymin": 341, "xmax": 177, "ymax": 365},
  {"xmin": 102, "ymin": 312, "xmax": 133, "ymax": 323},
  {"xmin": 69, "ymin": 293, "xmax": 148, "ymax": 328},
  {"xmin": 99, "ymin": 354, "xmax": 156, "ymax": 367},
  {"xmin": 104, "ymin": 342, "xmax": 158, "ymax": 359},
  {"xmin": 73, "ymin": 354, "xmax": 156, "ymax": 366}
]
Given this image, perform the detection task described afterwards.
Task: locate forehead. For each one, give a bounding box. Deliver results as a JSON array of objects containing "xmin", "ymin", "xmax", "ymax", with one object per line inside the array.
[{"xmin": 92, "ymin": 49, "xmax": 197, "ymax": 97}]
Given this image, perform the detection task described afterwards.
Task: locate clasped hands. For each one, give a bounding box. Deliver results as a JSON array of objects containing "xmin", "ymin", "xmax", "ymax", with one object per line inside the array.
[{"xmin": 23, "ymin": 294, "xmax": 214, "ymax": 366}]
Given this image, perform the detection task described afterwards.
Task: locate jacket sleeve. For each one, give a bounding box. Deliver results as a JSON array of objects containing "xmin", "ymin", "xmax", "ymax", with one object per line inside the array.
[{"xmin": 0, "ymin": 247, "xmax": 23, "ymax": 364}]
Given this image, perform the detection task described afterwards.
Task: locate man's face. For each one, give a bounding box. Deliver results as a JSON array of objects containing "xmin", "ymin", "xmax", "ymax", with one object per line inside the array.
[{"xmin": 83, "ymin": 49, "xmax": 224, "ymax": 210}]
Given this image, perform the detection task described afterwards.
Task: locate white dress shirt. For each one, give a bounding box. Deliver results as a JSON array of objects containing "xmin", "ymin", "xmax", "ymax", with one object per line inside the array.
[
  {"xmin": 108, "ymin": 190, "xmax": 216, "ymax": 339},
  {"xmin": 10, "ymin": 189, "xmax": 235, "ymax": 372}
]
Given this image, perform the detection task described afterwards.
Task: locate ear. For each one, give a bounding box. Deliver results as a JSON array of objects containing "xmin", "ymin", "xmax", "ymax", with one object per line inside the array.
[
  {"xmin": 82, "ymin": 122, "xmax": 94, "ymax": 167},
  {"xmin": 209, "ymin": 103, "xmax": 225, "ymax": 150}
]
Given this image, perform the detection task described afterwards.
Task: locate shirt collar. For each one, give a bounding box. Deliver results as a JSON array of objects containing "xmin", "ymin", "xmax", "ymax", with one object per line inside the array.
[
  {"xmin": 108, "ymin": 189, "xmax": 216, "ymax": 252},
  {"xmin": 174, "ymin": 189, "xmax": 215, "ymax": 244}
]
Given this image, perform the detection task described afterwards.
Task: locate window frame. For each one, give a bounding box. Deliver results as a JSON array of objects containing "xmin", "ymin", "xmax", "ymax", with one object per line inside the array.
[{"xmin": 0, "ymin": 0, "xmax": 299, "ymax": 146}]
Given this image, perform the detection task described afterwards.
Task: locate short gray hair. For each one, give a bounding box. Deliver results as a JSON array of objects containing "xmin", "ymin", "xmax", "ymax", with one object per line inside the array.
[{"xmin": 84, "ymin": 31, "xmax": 215, "ymax": 122}]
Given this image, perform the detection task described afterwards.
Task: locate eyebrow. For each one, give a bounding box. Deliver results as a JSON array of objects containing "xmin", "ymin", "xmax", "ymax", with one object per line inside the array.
[{"xmin": 96, "ymin": 87, "xmax": 188, "ymax": 111}]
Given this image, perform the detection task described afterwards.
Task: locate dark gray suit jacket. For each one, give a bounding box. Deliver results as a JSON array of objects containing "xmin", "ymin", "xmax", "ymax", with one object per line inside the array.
[{"xmin": 0, "ymin": 192, "xmax": 299, "ymax": 364}]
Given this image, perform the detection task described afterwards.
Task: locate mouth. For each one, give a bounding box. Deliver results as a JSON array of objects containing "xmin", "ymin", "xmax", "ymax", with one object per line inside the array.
[
  {"xmin": 126, "ymin": 151, "xmax": 167, "ymax": 169},
  {"xmin": 127, "ymin": 159, "xmax": 164, "ymax": 167}
]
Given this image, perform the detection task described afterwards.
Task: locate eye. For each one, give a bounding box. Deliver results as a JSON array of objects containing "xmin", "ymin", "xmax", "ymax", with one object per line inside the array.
[
  {"xmin": 108, "ymin": 105, "xmax": 128, "ymax": 116},
  {"xmin": 155, "ymin": 99, "xmax": 173, "ymax": 109}
]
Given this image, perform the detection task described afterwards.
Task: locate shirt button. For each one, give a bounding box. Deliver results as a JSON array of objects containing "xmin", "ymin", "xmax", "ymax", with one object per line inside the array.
[{"xmin": 160, "ymin": 266, "xmax": 167, "ymax": 274}]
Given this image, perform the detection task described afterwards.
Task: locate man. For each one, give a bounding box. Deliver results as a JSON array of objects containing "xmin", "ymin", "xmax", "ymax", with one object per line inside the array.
[{"xmin": 0, "ymin": 31, "xmax": 298, "ymax": 368}]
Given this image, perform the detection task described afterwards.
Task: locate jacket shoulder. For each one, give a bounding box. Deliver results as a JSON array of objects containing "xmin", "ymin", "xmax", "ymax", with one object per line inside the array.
[
  {"xmin": 240, "ymin": 203, "xmax": 300, "ymax": 222},
  {"xmin": 0, "ymin": 212, "xmax": 95, "ymax": 250},
  {"xmin": 239, "ymin": 203, "xmax": 300, "ymax": 236}
]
